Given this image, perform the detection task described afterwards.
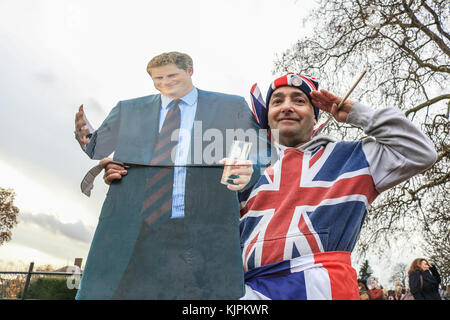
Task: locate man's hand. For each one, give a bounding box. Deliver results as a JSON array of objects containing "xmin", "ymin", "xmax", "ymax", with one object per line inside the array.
[
  {"xmin": 310, "ymin": 89, "xmax": 355, "ymax": 123},
  {"xmin": 101, "ymin": 158, "xmax": 128, "ymax": 185},
  {"xmin": 75, "ymin": 104, "xmax": 91, "ymax": 150},
  {"xmin": 220, "ymin": 159, "xmax": 253, "ymax": 191}
]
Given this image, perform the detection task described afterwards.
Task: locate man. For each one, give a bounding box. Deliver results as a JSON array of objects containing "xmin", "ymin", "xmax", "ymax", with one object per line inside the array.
[
  {"xmin": 74, "ymin": 52, "xmax": 260, "ymax": 299},
  {"xmin": 238, "ymin": 73, "xmax": 437, "ymax": 300}
]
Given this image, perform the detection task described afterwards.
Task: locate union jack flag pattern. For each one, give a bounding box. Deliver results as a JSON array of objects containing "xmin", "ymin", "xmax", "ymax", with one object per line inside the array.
[{"xmin": 239, "ymin": 141, "xmax": 379, "ymax": 300}]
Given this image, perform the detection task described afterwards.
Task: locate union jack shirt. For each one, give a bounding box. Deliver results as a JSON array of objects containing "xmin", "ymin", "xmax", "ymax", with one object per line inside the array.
[{"xmin": 239, "ymin": 102, "xmax": 437, "ymax": 300}]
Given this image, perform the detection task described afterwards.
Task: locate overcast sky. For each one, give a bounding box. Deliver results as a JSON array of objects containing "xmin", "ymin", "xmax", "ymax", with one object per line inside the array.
[{"xmin": 0, "ymin": 0, "xmax": 425, "ymax": 286}]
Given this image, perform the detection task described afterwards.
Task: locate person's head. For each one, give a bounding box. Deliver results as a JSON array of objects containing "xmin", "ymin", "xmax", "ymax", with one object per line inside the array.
[
  {"xmin": 147, "ymin": 51, "xmax": 194, "ymax": 99},
  {"xmin": 358, "ymin": 280, "xmax": 367, "ymax": 291},
  {"xmin": 408, "ymin": 258, "xmax": 430, "ymax": 275},
  {"xmin": 266, "ymin": 73, "xmax": 319, "ymax": 148}
]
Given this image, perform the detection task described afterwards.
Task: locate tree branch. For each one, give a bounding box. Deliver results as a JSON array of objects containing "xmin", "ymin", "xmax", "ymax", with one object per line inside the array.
[{"xmin": 405, "ymin": 94, "xmax": 450, "ymax": 116}]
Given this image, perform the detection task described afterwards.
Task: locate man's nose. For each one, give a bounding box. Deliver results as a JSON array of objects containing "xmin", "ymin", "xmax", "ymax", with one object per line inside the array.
[
  {"xmin": 162, "ymin": 77, "xmax": 172, "ymax": 85},
  {"xmin": 280, "ymin": 102, "xmax": 295, "ymax": 112}
]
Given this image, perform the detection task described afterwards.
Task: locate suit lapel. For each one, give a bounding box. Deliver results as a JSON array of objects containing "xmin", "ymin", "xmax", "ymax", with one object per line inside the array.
[{"xmin": 138, "ymin": 94, "xmax": 161, "ymax": 164}]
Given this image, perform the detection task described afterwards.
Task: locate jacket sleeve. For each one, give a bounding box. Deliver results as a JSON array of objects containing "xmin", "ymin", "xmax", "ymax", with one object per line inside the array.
[
  {"xmin": 409, "ymin": 271, "xmax": 425, "ymax": 300},
  {"xmin": 430, "ymin": 266, "xmax": 442, "ymax": 285},
  {"xmin": 85, "ymin": 102, "xmax": 121, "ymax": 160},
  {"xmin": 345, "ymin": 103, "xmax": 437, "ymax": 193}
]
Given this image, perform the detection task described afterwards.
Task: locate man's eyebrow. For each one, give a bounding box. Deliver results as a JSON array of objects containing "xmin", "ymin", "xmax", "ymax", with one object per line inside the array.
[
  {"xmin": 271, "ymin": 91, "xmax": 285, "ymax": 98},
  {"xmin": 272, "ymin": 90, "xmax": 307, "ymax": 99},
  {"xmin": 290, "ymin": 91, "xmax": 307, "ymax": 98}
]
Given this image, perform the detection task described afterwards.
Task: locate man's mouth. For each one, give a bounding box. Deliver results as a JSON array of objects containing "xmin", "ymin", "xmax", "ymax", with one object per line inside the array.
[{"xmin": 278, "ymin": 118, "xmax": 300, "ymax": 122}]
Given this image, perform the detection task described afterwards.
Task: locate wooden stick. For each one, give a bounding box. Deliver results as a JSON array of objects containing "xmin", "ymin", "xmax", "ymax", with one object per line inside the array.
[
  {"xmin": 321, "ymin": 69, "xmax": 367, "ymax": 127},
  {"xmin": 336, "ymin": 69, "xmax": 367, "ymax": 110}
]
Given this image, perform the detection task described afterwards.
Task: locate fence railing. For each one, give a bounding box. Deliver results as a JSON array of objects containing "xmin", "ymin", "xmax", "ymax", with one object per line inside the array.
[{"xmin": 0, "ymin": 262, "xmax": 82, "ymax": 300}]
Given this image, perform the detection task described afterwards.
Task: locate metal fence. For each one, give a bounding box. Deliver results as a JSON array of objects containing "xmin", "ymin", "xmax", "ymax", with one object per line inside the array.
[{"xmin": 0, "ymin": 262, "xmax": 82, "ymax": 300}]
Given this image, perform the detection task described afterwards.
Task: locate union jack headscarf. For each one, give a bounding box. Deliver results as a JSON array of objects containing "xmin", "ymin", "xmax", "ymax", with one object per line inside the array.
[
  {"xmin": 250, "ymin": 73, "xmax": 320, "ymax": 132},
  {"xmin": 266, "ymin": 73, "xmax": 320, "ymax": 121}
]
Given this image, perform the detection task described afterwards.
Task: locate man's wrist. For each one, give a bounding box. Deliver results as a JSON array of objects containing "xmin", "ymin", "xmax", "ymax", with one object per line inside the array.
[{"xmin": 344, "ymin": 102, "xmax": 374, "ymax": 128}]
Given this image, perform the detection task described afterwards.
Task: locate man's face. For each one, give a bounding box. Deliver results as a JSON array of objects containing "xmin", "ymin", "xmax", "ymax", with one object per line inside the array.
[
  {"xmin": 267, "ymin": 86, "xmax": 316, "ymax": 147},
  {"xmin": 149, "ymin": 64, "xmax": 194, "ymax": 99}
]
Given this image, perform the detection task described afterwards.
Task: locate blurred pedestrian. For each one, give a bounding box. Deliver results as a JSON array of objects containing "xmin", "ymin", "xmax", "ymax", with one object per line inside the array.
[
  {"xmin": 402, "ymin": 288, "xmax": 415, "ymax": 300},
  {"xmin": 387, "ymin": 290, "xmax": 395, "ymax": 300},
  {"xmin": 358, "ymin": 279, "xmax": 370, "ymax": 300},
  {"xmin": 408, "ymin": 258, "xmax": 442, "ymax": 300},
  {"xmin": 367, "ymin": 276, "xmax": 384, "ymax": 300}
]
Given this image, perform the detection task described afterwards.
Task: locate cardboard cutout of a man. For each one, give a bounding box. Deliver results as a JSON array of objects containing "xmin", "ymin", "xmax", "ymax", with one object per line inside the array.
[
  {"xmin": 74, "ymin": 52, "xmax": 261, "ymax": 299},
  {"xmin": 239, "ymin": 73, "xmax": 437, "ymax": 300}
]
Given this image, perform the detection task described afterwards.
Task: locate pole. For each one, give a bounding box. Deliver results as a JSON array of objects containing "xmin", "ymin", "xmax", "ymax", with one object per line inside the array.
[{"xmin": 21, "ymin": 262, "xmax": 34, "ymax": 300}]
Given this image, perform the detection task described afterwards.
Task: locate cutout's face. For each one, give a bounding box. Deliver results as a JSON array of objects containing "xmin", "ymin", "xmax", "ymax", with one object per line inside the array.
[{"xmin": 150, "ymin": 63, "xmax": 194, "ymax": 99}]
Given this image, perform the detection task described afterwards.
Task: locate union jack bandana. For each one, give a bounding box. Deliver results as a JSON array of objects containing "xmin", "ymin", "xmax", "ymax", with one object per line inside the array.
[{"xmin": 266, "ymin": 73, "xmax": 320, "ymax": 121}]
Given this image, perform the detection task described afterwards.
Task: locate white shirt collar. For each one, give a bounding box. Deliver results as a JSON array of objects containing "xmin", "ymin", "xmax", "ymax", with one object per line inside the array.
[{"xmin": 161, "ymin": 87, "xmax": 198, "ymax": 109}]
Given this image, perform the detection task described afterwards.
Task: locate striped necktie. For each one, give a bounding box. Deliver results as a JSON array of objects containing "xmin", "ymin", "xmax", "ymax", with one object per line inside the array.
[{"xmin": 141, "ymin": 99, "xmax": 181, "ymax": 229}]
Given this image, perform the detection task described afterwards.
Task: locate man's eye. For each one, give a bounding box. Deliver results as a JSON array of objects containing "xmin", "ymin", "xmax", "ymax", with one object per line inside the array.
[{"xmin": 297, "ymin": 99, "xmax": 305, "ymax": 103}]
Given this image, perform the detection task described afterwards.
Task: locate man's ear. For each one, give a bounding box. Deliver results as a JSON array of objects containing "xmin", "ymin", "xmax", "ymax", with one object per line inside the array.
[{"xmin": 187, "ymin": 66, "xmax": 194, "ymax": 76}]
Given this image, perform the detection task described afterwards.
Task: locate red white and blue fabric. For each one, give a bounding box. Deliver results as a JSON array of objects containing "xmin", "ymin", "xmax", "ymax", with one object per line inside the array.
[
  {"xmin": 266, "ymin": 73, "xmax": 320, "ymax": 121},
  {"xmin": 250, "ymin": 83, "xmax": 268, "ymax": 130},
  {"xmin": 239, "ymin": 141, "xmax": 379, "ymax": 300},
  {"xmin": 242, "ymin": 251, "xmax": 359, "ymax": 300},
  {"xmin": 249, "ymin": 73, "xmax": 320, "ymax": 134}
]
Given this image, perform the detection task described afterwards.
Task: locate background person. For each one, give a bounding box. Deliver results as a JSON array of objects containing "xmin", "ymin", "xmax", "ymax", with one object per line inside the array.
[{"xmin": 408, "ymin": 258, "xmax": 442, "ymax": 300}]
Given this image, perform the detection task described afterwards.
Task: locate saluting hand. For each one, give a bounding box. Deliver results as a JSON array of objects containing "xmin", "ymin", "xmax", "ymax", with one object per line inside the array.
[{"xmin": 310, "ymin": 89, "xmax": 355, "ymax": 123}]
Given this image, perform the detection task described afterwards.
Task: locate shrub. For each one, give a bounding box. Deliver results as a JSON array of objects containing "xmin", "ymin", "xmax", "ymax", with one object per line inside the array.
[{"xmin": 18, "ymin": 277, "xmax": 77, "ymax": 300}]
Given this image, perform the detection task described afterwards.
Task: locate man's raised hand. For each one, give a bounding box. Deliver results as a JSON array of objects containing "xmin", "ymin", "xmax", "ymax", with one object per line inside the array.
[
  {"xmin": 310, "ymin": 89, "xmax": 355, "ymax": 123},
  {"xmin": 75, "ymin": 104, "xmax": 91, "ymax": 150}
]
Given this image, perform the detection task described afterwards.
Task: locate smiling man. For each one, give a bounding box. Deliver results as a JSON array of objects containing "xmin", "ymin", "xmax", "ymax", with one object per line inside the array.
[
  {"xmin": 74, "ymin": 52, "xmax": 260, "ymax": 299},
  {"xmin": 238, "ymin": 73, "xmax": 437, "ymax": 300}
]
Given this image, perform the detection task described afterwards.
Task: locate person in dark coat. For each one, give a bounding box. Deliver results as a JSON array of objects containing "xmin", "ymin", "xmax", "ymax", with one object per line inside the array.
[{"xmin": 408, "ymin": 258, "xmax": 442, "ymax": 300}]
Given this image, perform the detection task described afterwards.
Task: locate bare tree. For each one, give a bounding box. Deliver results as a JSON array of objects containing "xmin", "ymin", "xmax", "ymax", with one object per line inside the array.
[
  {"xmin": 389, "ymin": 262, "xmax": 409, "ymax": 287},
  {"xmin": 274, "ymin": 0, "xmax": 449, "ymax": 281},
  {"xmin": 0, "ymin": 187, "xmax": 20, "ymax": 245}
]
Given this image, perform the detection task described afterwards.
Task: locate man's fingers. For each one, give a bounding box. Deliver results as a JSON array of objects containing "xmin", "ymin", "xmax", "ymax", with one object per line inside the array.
[
  {"xmin": 230, "ymin": 167, "xmax": 252, "ymax": 177},
  {"xmin": 76, "ymin": 119, "xmax": 87, "ymax": 130},
  {"xmin": 330, "ymin": 103, "xmax": 339, "ymax": 117},
  {"xmin": 226, "ymin": 183, "xmax": 244, "ymax": 191},
  {"xmin": 310, "ymin": 89, "xmax": 341, "ymax": 112},
  {"xmin": 102, "ymin": 157, "xmax": 128, "ymax": 185},
  {"xmin": 106, "ymin": 163, "xmax": 127, "ymax": 172},
  {"xmin": 75, "ymin": 109, "xmax": 85, "ymax": 122},
  {"xmin": 231, "ymin": 176, "xmax": 250, "ymax": 186},
  {"xmin": 103, "ymin": 168, "xmax": 127, "ymax": 184},
  {"xmin": 104, "ymin": 172, "xmax": 124, "ymax": 185}
]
